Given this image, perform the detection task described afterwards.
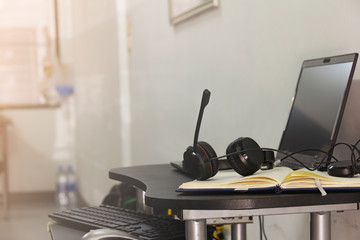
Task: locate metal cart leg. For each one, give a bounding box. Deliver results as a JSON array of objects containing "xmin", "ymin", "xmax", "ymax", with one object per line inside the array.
[
  {"xmin": 311, "ymin": 212, "xmax": 331, "ymax": 240},
  {"xmin": 185, "ymin": 219, "xmax": 207, "ymax": 240},
  {"xmin": 231, "ymin": 223, "xmax": 247, "ymax": 240}
]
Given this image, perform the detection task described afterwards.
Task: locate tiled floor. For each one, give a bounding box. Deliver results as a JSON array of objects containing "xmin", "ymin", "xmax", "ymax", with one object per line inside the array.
[{"xmin": 0, "ymin": 193, "xmax": 59, "ymax": 240}]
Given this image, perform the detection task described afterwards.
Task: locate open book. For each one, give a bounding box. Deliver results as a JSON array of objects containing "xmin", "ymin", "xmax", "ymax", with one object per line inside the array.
[{"xmin": 177, "ymin": 167, "xmax": 360, "ymax": 195}]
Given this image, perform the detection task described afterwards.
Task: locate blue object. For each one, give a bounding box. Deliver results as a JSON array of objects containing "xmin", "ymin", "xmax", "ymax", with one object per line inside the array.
[{"xmin": 56, "ymin": 85, "xmax": 74, "ymax": 97}]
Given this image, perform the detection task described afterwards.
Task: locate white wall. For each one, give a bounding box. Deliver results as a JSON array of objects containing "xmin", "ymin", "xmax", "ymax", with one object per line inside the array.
[
  {"xmin": 71, "ymin": 0, "xmax": 125, "ymax": 205},
  {"xmin": 2, "ymin": 101, "xmax": 75, "ymax": 194},
  {"xmin": 125, "ymin": 0, "xmax": 360, "ymax": 239},
  {"xmin": 127, "ymin": 0, "xmax": 360, "ymax": 167},
  {"xmin": 3, "ymin": 109, "xmax": 58, "ymax": 193}
]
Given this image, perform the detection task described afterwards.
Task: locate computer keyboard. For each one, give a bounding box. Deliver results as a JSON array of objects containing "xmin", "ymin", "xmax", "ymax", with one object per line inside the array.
[{"xmin": 48, "ymin": 205, "xmax": 186, "ymax": 240}]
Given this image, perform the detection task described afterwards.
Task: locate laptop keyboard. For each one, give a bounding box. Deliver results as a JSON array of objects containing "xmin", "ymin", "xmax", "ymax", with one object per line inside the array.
[{"xmin": 279, "ymin": 158, "xmax": 326, "ymax": 170}]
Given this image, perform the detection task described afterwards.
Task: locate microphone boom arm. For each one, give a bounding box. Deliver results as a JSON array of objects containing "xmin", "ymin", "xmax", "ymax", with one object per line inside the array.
[{"xmin": 193, "ymin": 89, "xmax": 211, "ymax": 152}]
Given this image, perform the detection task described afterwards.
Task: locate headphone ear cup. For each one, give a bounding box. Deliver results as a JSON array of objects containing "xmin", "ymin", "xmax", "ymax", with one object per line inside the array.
[
  {"xmin": 226, "ymin": 137, "xmax": 264, "ymax": 176},
  {"xmin": 182, "ymin": 141, "xmax": 218, "ymax": 180},
  {"xmin": 197, "ymin": 141, "xmax": 218, "ymax": 179}
]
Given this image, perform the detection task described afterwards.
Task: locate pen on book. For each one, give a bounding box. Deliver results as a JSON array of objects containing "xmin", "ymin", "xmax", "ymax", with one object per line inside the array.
[{"xmin": 315, "ymin": 179, "xmax": 327, "ymax": 196}]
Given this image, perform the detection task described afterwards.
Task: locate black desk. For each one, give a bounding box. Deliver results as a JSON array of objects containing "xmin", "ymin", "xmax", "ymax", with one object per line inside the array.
[{"xmin": 109, "ymin": 164, "xmax": 360, "ymax": 240}]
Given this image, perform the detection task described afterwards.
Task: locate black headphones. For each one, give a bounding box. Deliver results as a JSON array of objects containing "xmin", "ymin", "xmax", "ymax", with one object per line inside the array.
[
  {"xmin": 183, "ymin": 137, "xmax": 267, "ymax": 180},
  {"xmin": 182, "ymin": 90, "xmax": 274, "ymax": 180}
]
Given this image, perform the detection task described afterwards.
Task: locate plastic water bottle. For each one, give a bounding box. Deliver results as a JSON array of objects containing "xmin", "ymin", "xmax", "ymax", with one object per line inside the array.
[
  {"xmin": 66, "ymin": 165, "xmax": 78, "ymax": 209},
  {"xmin": 56, "ymin": 165, "xmax": 68, "ymax": 210}
]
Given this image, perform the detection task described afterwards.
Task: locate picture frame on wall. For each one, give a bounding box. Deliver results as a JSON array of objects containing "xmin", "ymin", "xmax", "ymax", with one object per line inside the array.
[{"xmin": 168, "ymin": 0, "xmax": 220, "ymax": 25}]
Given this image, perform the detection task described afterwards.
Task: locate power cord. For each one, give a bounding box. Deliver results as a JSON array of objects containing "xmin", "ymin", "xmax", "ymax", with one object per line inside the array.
[
  {"xmin": 258, "ymin": 216, "xmax": 268, "ymax": 240},
  {"xmin": 215, "ymin": 138, "xmax": 360, "ymax": 174},
  {"xmin": 266, "ymin": 139, "xmax": 360, "ymax": 172}
]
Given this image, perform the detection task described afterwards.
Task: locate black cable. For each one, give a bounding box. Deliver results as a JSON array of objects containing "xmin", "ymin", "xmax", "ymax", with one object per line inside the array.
[
  {"xmin": 273, "ymin": 141, "xmax": 360, "ymax": 172},
  {"xmin": 323, "ymin": 141, "xmax": 360, "ymax": 175},
  {"xmin": 262, "ymin": 147, "xmax": 338, "ymax": 171},
  {"xmin": 215, "ymin": 138, "xmax": 360, "ymax": 173},
  {"xmin": 262, "ymin": 216, "xmax": 268, "ymax": 240},
  {"xmin": 351, "ymin": 139, "xmax": 360, "ymax": 161},
  {"xmin": 263, "ymin": 147, "xmax": 336, "ymax": 171},
  {"xmin": 258, "ymin": 216, "xmax": 268, "ymax": 240},
  {"xmin": 259, "ymin": 216, "xmax": 262, "ymax": 240},
  {"xmin": 349, "ymin": 140, "xmax": 360, "ymax": 174},
  {"xmin": 352, "ymin": 138, "xmax": 360, "ymax": 150},
  {"xmin": 216, "ymin": 147, "xmax": 328, "ymax": 171},
  {"xmin": 216, "ymin": 147, "xmax": 334, "ymax": 167}
]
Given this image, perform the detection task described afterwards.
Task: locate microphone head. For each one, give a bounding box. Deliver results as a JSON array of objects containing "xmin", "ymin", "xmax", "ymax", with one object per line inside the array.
[{"xmin": 202, "ymin": 89, "xmax": 211, "ymax": 107}]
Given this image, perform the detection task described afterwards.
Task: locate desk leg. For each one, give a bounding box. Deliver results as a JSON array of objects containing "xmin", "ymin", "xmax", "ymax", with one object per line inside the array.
[
  {"xmin": 231, "ymin": 223, "xmax": 246, "ymax": 240},
  {"xmin": 310, "ymin": 212, "xmax": 331, "ymax": 240},
  {"xmin": 135, "ymin": 188, "xmax": 152, "ymax": 214},
  {"xmin": 136, "ymin": 188, "xmax": 146, "ymax": 212},
  {"xmin": 185, "ymin": 219, "xmax": 207, "ymax": 240}
]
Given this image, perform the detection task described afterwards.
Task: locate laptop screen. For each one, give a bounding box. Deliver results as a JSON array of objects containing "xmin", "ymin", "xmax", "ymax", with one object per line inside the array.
[{"xmin": 278, "ymin": 53, "xmax": 358, "ymax": 163}]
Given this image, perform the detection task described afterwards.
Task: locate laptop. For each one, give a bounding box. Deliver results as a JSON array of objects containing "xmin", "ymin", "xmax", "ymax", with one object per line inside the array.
[{"xmin": 278, "ymin": 53, "xmax": 358, "ymax": 169}]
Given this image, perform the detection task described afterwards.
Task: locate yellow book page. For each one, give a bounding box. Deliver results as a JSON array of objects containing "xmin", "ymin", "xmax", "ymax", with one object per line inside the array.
[
  {"xmin": 281, "ymin": 169, "xmax": 360, "ymax": 189},
  {"xmin": 178, "ymin": 167, "xmax": 293, "ymax": 190}
]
